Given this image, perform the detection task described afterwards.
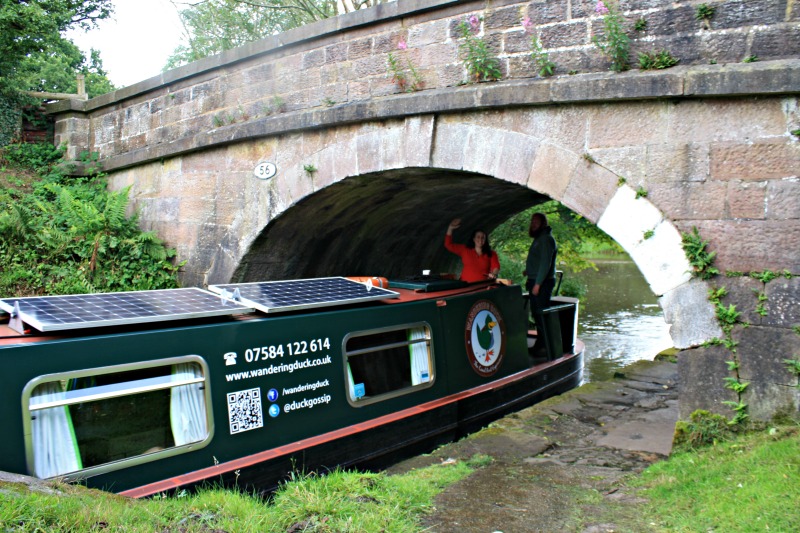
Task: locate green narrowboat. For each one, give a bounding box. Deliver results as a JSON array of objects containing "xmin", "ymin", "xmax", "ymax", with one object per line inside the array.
[{"xmin": 0, "ymin": 276, "xmax": 582, "ymax": 497}]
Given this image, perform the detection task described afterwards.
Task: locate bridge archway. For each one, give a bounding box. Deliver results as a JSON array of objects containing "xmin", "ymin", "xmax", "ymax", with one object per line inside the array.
[{"xmin": 222, "ymin": 115, "xmax": 719, "ymax": 352}]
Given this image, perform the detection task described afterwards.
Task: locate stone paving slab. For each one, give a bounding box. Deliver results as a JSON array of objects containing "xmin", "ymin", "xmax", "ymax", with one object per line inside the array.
[{"xmin": 393, "ymin": 358, "xmax": 681, "ymax": 533}]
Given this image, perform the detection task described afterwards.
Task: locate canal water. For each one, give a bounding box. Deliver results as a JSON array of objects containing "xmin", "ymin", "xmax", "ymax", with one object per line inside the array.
[{"xmin": 570, "ymin": 258, "xmax": 674, "ymax": 383}]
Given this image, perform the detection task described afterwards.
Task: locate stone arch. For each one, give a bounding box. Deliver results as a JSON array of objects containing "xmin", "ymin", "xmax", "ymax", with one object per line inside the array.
[{"xmin": 231, "ymin": 114, "xmax": 720, "ymax": 351}]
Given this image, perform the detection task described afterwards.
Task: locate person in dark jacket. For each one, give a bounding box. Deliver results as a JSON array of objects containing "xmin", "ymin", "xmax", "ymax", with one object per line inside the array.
[{"xmin": 524, "ymin": 212, "xmax": 557, "ymax": 320}]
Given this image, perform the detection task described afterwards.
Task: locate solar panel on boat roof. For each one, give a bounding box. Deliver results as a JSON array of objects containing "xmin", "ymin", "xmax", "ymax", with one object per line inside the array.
[
  {"xmin": 208, "ymin": 277, "xmax": 399, "ymax": 314},
  {"xmin": 0, "ymin": 288, "xmax": 254, "ymax": 332}
]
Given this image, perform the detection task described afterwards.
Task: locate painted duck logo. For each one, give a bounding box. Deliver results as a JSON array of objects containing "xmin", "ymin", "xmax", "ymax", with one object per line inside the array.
[{"xmin": 465, "ymin": 300, "xmax": 506, "ymax": 377}]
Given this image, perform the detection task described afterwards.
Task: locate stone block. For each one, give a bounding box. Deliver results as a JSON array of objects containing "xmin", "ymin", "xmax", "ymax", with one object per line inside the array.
[
  {"xmin": 685, "ymin": 60, "xmax": 800, "ymax": 97},
  {"xmin": 689, "ymin": 219, "xmax": 800, "ymax": 273},
  {"xmin": 347, "ymin": 37, "xmax": 373, "ymax": 60},
  {"xmin": 645, "ymin": 142, "xmax": 709, "ymax": 183},
  {"xmin": 403, "ymin": 115, "xmax": 435, "ymax": 167},
  {"xmin": 431, "ymin": 120, "xmax": 469, "ymax": 170},
  {"xmin": 736, "ymin": 325, "xmax": 800, "ymax": 419},
  {"xmin": 669, "ymin": 98, "xmax": 787, "ymax": 144},
  {"xmin": 408, "ymin": 19, "xmax": 448, "ymax": 47},
  {"xmin": 590, "ymin": 146, "xmax": 647, "ymax": 185},
  {"xmin": 598, "ymin": 185, "xmax": 664, "ymax": 251},
  {"xmin": 493, "ymin": 131, "xmax": 539, "ymax": 185},
  {"xmin": 485, "ymin": 5, "xmax": 523, "ymax": 30},
  {"xmin": 462, "ymin": 125, "xmax": 504, "ymax": 176},
  {"xmin": 659, "ymin": 279, "xmax": 721, "ymax": 349},
  {"xmin": 648, "ymin": 181, "xmax": 727, "ymax": 220},
  {"xmin": 540, "ymin": 21, "xmax": 589, "ymax": 49},
  {"xmin": 714, "ymin": 0, "xmax": 784, "ymax": 29},
  {"xmin": 630, "ymin": 219, "xmax": 695, "ymax": 297},
  {"xmin": 587, "ymin": 100, "xmax": 668, "ymax": 148},
  {"xmin": 525, "ymin": 0, "xmax": 568, "ymax": 24},
  {"xmin": 697, "ymin": 32, "xmax": 748, "ymax": 65},
  {"xmin": 752, "ymin": 25, "xmax": 800, "ymax": 60},
  {"xmin": 727, "ymin": 180, "xmax": 767, "ymax": 219},
  {"xmin": 643, "ymin": 5, "xmax": 696, "ymax": 38},
  {"xmin": 766, "ymin": 179, "xmax": 800, "ymax": 220},
  {"xmin": 504, "ymin": 30, "xmax": 529, "ymax": 55},
  {"xmin": 719, "ymin": 275, "xmax": 767, "ymax": 328},
  {"xmin": 561, "ymin": 156, "xmax": 618, "ymax": 223},
  {"xmin": 710, "ymin": 140, "xmax": 800, "ymax": 181},
  {"xmin": 678, "ymin": 346, "xmax": 739, "ymax": 419},
  {"xmin": 763, "ymin": 276, "xmax": 800, "ymax": 328},
  {"xmin": 527, "ymin": 143, "xmax": 577, "ymax": 199}
]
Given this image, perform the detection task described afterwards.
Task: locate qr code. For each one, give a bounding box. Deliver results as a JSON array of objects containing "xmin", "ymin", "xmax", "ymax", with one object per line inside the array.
[{"xmin": 227, "ymin": 387, "xmax": 264, "ymax": 435}]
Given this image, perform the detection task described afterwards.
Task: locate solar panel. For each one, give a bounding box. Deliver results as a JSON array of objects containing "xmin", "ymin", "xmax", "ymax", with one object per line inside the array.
[
  {"xmin": 208, "ymin": 277, "xmax": 399, "ymax": 314},
  {"xmin": 0, "ymin": 288, "xmax": 255, "ymax": 333}
]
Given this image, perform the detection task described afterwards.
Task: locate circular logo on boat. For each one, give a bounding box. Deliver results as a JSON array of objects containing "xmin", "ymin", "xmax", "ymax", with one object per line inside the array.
[{"xmin": 465, "ymin": 300, "xmax": 506, "ymax": 377}]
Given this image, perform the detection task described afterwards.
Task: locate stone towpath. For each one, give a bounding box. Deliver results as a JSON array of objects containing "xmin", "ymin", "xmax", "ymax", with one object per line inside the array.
[{"xmin": 387, "ymin": 358, "xmax": 679, "ymax": 533}]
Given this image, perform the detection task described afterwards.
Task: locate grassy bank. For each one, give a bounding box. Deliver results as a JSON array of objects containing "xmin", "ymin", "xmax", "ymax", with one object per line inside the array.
[
  {"xmin": 0, "ymin": 457, "xmax": 481, "ymax": 532},
  {"xmin": 1, "ymin": 427, "xmax": 797, "ymax": 532}
]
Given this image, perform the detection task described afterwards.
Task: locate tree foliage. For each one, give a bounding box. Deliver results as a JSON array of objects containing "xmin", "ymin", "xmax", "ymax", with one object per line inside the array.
[
  {"xmin": 492, "ymin": 201, "xmax": 622, "ymax": 278},
  {"xmin": 0, "ymin": 1, "xmax": 116, "ymax": 145},
  {"xmin": 0, "ymin": 0, "xmax": 114, "ymax": 93},
  {"xmin": 0, "ymin": 143, "xmax": 181, "ymax": 297},
  {"xmin": 164, "ymin": 0, "xmax": 391, "ymax": 68}
]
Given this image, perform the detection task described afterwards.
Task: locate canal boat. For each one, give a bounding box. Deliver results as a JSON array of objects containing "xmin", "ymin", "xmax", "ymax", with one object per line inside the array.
[{"xmin": 0, "ymin": 276, "xmax": 583, "ymax": 497}]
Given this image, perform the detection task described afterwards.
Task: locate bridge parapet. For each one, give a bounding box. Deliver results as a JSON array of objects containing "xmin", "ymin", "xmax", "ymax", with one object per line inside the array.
[{"xmin": 49, "ymin": 0, "xmax": 800, "ymax": 168}]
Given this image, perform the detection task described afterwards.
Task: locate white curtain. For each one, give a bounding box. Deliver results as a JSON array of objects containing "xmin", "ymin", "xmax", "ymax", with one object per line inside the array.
[
  {"xmin": 409, "ymin": 327, "xmax": 431, "ymax": 385},
  {"xmin": 170, "ymin": 363, "xmax": 208, "ymax": 446},
  {"xmin": 30, "ymin": 382, "xmax": 82, "ymax": 478}
]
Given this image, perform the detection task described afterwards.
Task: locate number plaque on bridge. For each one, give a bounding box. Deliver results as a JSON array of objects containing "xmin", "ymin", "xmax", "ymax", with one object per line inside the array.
[{"xmin": 254, "ymin": 161, "xmax": 277, "ymax": 180}]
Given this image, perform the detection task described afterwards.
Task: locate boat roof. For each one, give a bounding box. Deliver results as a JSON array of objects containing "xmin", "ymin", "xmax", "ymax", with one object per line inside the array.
[{"xmin": 0, "ymin": 277, "xmax": 508, "ymax": 345}]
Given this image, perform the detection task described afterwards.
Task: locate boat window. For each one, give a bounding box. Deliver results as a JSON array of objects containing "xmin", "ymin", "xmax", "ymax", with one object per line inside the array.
[
  {"xmin": 23, "ymin": 356, "xmax": 212, "ymax": 480},
  {"xmin": 344, "ymin": 323, "xmax": 433, "ymax": 406}
]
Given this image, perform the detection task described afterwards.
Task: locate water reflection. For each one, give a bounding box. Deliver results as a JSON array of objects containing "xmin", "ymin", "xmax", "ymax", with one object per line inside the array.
[{"xmin": 571, "ymin": 259, "xmax": 673, "ymax": 382}]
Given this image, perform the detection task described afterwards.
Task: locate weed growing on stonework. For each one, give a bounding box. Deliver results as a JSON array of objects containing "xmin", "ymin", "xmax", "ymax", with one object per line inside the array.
[
  {"xmin": 212, "ymin": 115, "xmax": 224, "ymax": 127},
  {"xmin": 592, "ymin": 0, "xmax": 630, "ymax": 72},
  {"xmin": 522, "ymin": 17, "xmax": 556, "ymax": 77},
  {"xmin": 753, "ymin": 290, "xmax": 768, "ymax": 316},
  {"xmin": 457, "ymin": 16, "xmax": 502, "ymax": 82},
  {"xmin": 695, "ymin": 3, "xmax": 715, "ymax": 28},
  {"xmin": 635, "ymin": 186, "xmax": 647, "ymax": 198},
  {"xmin": 323, "ymin": 97, "xmax": 336, "ymax": 107},
  {"xmin": 673, "ymin": 409, "xmax": 736, "ymax": 450},
  {"xmin": 643, "ymin": 229, "xmax": 654, "ymax": 240},
  {"xmin": 617, "ymin": 176, "xmax": 626, "ymax": 186},
  {"xmin": 681, "ymin": 226, "xmax": 719, "ymax": 280},
  {"xmin": 633, "ymin": 17, "xmax": 647, "ymax": 32},
  {"xmin": 303, "ymin": 164, "xmax": 317, "ymax": 175},
  {"xmin": 743, "ymin": 55, "xmax": 759, "ymax": 63},
  {"xmin": 784, "ymin": 358, "xmax": 800, "ymax": 389},
  {"xmin": 387, "ymin": 39, "xmax": 424, "ymax": 92},
  {"xmin": 638, "ymin": 49, "xmax": 680, "ymax": 70},
  {"xmin": 792, "ymin": 129, "xmax": 800, "ymax": 137},
  {"xmin": 583, "ymin": 152, "xmax": 596, "ymax": 164},
  {"xmin": 750, "ymin": 270, "xmax": 779, "ymax": 283}
]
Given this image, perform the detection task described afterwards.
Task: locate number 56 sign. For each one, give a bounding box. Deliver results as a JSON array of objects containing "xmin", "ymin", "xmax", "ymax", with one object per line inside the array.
[{"xmin": 254, "ymin": 161, "xmax": 277, "ymax": 180}]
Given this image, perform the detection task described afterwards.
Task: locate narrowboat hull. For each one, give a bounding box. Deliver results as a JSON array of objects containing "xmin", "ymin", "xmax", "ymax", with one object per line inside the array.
[{"xmin": 0, "ymin": 280, "xmax": 583, "ymax": 497}]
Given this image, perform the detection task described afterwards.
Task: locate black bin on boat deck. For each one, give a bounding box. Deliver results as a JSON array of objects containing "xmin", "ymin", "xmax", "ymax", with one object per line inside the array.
[{"xmin": 535, "ymin": 301, "xmax": 577, "ymax": 359}]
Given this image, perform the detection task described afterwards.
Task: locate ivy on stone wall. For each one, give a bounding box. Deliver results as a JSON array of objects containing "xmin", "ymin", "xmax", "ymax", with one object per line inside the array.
[
  {"xmin": 684, "ymin": 228, "xmax": 799, "ymax": 425},
  {"xmin": 0, "ymin": 93, "xmax": 22, "ymax": 147}
]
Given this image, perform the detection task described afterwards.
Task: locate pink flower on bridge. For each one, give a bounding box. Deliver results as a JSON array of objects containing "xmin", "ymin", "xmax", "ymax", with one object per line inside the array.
[
  {"xmin": 595, "ymin": 1, "xmax": 610, "ymax": 15},
  {"xmin": 397, "ymin": 39, "xmax": 407, "ymax": 50},
  {"xmin": 522, "ymin": 16, "xmax": 533, "ymax": 33}
]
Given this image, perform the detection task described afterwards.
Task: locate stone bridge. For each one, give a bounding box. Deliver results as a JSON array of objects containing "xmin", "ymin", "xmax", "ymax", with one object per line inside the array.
[{"xmin": 49, "ymin": 0, "xmax": 799, "ymax": 420}]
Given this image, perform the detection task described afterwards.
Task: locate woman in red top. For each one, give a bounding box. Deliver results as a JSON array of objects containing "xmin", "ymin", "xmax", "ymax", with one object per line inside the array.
[{"xmin": 444, "ymin": 218, "xmax": 501, "ymax": 283}]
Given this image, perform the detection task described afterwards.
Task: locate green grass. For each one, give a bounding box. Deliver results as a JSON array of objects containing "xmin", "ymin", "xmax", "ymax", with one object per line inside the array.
[
  {"xmin": 0, "ymin": 458, "xmax": 478, "ymax": 532},
  {"xmin": 632, "ymin": 426, "xmax": 800, "ymax": 532}
]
